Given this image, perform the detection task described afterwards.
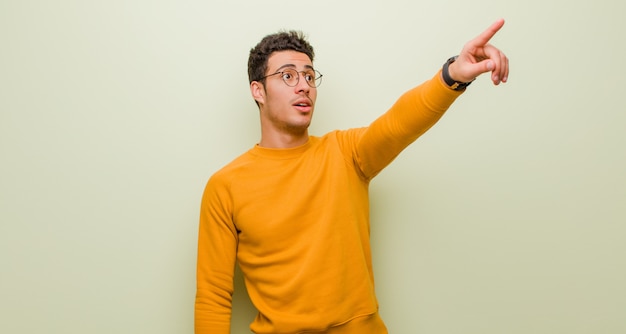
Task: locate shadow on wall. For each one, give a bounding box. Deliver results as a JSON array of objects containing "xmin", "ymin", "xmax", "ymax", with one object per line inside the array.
[{"xmin": 231, "ymin": 264, "xmax": 257, "ymax": 332}]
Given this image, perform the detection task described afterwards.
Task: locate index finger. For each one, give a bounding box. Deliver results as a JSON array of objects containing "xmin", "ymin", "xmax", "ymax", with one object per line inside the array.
[{"xmin": 470, "ymin": 18, "xmax": 505, "ymax": 47}]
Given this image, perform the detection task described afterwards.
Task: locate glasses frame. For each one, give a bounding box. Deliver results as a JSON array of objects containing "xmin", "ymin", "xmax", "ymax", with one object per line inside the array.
[{"xmin": 256, "ymin": 68, "xmax": 323, "ymax": 88}]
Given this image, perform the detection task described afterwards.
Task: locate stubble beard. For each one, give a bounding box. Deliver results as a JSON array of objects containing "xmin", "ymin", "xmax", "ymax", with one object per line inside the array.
[{"xmin": 279, "ymin": 117, "xmax": 311, "ymax": 137}]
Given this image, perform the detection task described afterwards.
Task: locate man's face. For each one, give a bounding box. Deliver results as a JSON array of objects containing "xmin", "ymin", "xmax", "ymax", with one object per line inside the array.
[{"xmin": 254, "ymin": 50, "xmax": 318, "ymax": 136}]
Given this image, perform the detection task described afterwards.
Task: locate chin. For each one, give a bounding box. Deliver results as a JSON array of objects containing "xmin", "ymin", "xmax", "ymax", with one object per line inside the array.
[
  {"xmin": 292, "ymin": 116, "xmax": 312, "ymax": 127},
  {"xmin": 285, "ymin": 121, "xmax": 311, "ymax": 134}
]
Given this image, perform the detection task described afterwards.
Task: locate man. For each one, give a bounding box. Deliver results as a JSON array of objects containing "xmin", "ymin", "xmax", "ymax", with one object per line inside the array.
[{"xmin": 196, "ymin": 19, "xmax": 509, "ymax": 334}]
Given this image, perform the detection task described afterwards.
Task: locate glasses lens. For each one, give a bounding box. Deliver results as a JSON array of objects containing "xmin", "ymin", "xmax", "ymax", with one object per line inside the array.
[
  {"xmin": 302, "ymin": 70, "xmax": 315, "ymax": 86},
  {"xmin": 301, "ymin": 70, "xmax": 322, "ymax": 88},
  {"xmin": 281, "ymin": 69, "xmax": 298, "ymax": 86}
]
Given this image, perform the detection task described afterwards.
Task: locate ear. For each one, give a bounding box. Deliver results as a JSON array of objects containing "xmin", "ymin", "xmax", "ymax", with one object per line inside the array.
[{"xmin": 250, "ymin": 81, "xmax": 265, "ymax": 105}]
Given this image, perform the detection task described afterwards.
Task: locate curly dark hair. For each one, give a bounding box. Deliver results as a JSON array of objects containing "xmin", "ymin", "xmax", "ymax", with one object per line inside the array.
[{"xmin": 247, "ymin": 30, "xmax": 315, "ymax": 84}]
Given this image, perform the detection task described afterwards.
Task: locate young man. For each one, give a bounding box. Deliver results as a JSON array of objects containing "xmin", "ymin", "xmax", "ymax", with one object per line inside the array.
[{"xmin": 196, "ymin": 19, "xmax": 509, "ymax": 334}]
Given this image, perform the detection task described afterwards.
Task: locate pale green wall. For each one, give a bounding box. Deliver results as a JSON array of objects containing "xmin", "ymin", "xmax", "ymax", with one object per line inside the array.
[{"xmin": 1, "ymin": 0, "xmax": 625, "ymax": 333}]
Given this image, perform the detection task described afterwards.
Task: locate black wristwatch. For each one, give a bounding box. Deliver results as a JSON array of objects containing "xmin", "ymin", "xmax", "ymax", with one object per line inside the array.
[{"xmin": 442, "ymin": 56, "xmax": 474, "ymax": 91}]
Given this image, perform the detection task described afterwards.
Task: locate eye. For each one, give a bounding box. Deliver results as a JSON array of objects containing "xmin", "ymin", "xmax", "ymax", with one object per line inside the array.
[
  {"xmin": 303, "ymin": 72, "xmax": 314, "ymax": 82},
  {"xmin": 281, "ymin": 72, "xmax": 293, "ymax": 80}
]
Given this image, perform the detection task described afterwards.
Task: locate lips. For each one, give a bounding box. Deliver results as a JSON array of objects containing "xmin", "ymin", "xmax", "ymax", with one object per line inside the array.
[
  {"xmin": 292, "ymin": 98, "xmax": 312, "ymax": 112},
  {"xmin": 293, "ymin": 99, "xmax": 311, "ymax": 107}
]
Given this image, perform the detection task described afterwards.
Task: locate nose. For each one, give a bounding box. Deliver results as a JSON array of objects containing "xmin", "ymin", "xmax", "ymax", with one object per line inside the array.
[{"xmin": 294, "ymin": 72, "xmax": 311, "ymax": 94}]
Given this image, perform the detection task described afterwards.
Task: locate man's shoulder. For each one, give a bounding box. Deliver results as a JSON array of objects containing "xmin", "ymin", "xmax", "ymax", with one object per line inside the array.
[
  {"xmin": 318, "ymin": 128, "xmax": 368, "ymax": 148},
  {"xmin": 208, "ymin": 149, "xmax": 255, "ymax": 184}
]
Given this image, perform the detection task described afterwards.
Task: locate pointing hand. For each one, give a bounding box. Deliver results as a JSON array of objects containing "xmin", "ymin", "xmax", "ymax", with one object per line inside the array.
[{"xmin": 447, "ymin": 18, "xmax": 509, "ymax": 85}]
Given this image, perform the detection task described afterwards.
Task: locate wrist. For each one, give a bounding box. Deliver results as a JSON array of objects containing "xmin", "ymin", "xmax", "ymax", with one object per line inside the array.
[{"xmin": 442, "ymin": 56, "xmax": 474, "ymax": 91}]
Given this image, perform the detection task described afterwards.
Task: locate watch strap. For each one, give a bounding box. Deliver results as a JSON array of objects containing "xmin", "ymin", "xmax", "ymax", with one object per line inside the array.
[{"xmin": 442, "ymin": 56, "xmax": 474, "ymax": 91}]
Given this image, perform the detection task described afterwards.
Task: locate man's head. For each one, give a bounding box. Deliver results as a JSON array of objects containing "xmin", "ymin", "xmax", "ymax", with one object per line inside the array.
[
  {"xmin": 248, "ymin": 30, "xmax": 315, "ymax": 85},
  {"xmin": 248, "ymin": 31, "xmax": 321, "ymax": 147}
]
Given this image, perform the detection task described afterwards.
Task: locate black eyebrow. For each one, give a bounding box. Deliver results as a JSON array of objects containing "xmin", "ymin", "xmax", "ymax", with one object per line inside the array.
[{"xmin": 274, "ymin": 64, "xmax": 315, "ymax": 72}]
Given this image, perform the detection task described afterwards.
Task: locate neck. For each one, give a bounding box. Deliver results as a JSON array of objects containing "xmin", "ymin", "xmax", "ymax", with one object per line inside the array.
[{"xmin": 259, "ymin": 130, "xmax": 309, "ymax": 148}]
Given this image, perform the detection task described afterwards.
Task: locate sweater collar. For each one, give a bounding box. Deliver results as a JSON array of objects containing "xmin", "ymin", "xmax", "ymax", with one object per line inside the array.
[{"xmin": 249, "ymin": 138, "xmax": 313, "ymax": 160}]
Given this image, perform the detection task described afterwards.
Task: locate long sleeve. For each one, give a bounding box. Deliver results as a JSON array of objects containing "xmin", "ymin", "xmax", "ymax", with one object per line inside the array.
[
  {"xmin": 355, "ymin": 70, "xmax": 463, "ymax": 179},
  {"xmin": 195, "ymin": 174, "xmax": 239, "ymax": 334}
]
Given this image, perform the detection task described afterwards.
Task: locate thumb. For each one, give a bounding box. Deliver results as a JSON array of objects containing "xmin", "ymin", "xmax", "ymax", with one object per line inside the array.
[
  {"xmin": 479, "ymin": 59, "xmax": 505, "ymax": 84},
  {"xmin": 483, "ymin": 59, "xmax": 495, "ymax": 72},
  {"xmin": 472, "ymin": 59, "xmax": 494, "ymax": 77},
  {"xmin": 449, "ymin": 57, "xmax": 495, "ymax": 82},
  {"xmin": 462, "ymin": 59, "xmax": 495, "ymax": 82}
]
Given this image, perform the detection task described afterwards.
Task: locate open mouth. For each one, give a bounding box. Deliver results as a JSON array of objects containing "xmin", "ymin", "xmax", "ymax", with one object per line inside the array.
[
  {"xmin": 293, "ymin": 99, "xmax": 311, "ymax": 107},
  {"xmin": 293, "ymin": 99, "xmax": 312, "ymax": 112}
]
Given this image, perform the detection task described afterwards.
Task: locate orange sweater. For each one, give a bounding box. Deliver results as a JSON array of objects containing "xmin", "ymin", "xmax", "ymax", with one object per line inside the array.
[{"xmin": 196, "ymin": 72, "xmax": 462, "ymax": 334}]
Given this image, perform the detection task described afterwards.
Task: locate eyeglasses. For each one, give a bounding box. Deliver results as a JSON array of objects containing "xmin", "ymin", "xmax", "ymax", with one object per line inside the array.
[{"xmin": 257, "ymin": 68, "xmax": 323, "ymax": 88}]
